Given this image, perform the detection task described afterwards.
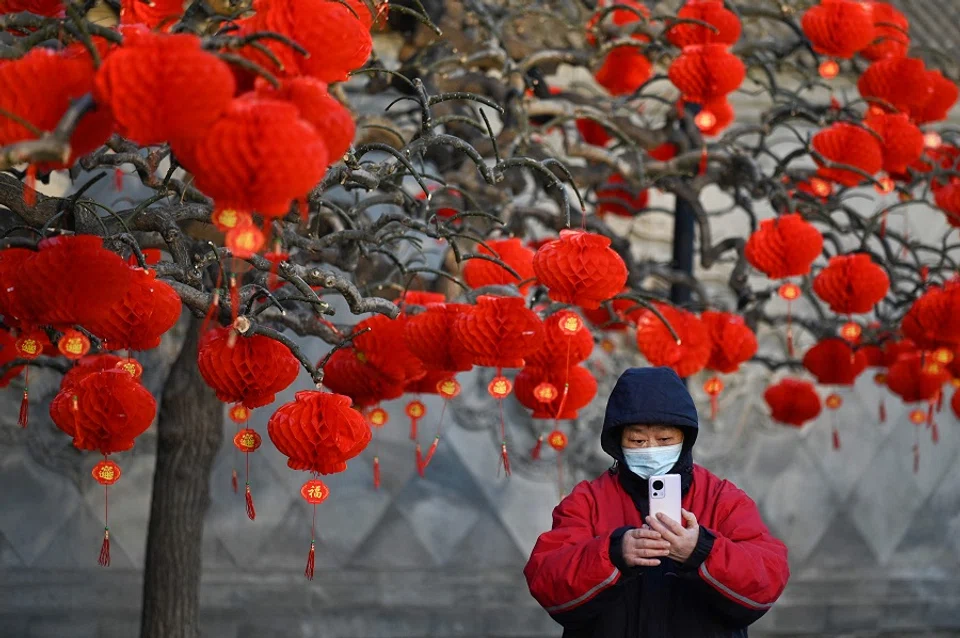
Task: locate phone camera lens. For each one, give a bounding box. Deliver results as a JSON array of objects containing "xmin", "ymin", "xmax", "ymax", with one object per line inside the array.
[{"xmin": 652, "ymin": 480, "xmax": 664, "ymax": 490}]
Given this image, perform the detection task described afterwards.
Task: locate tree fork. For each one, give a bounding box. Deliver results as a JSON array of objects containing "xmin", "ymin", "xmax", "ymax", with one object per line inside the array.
[{"xmin": 140, "ymin": 315, "xmax": 224, "ymax": 638}]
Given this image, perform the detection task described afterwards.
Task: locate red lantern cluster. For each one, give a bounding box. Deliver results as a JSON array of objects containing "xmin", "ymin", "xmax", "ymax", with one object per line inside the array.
[
  {"xmin": 532, "ymin": 230, "xmax": 628, "ymax": 309},
  {"xmin": 858, "ymin": 57, "xmax": 959, "ymax": 123},
  {"xmin": 744, "ymin": 214, "xmax": 823, "ymax": 279},
  {"xmin": 900, "ymin": 281, "xmax": 960, "ymax": 350},
  {"xmin": 885, "ymin": 353, "xmax": 950, "ymax": 403},
  {"xmin": 197, "ymin": 325, "xmax": 300, "ymax": 408}
]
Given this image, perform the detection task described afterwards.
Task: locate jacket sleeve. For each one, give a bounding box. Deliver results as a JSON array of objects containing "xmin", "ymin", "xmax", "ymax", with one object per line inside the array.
[
  {"xmin": 523, "ymin": 483, "xmax": 635, "ymax": 625},
  {"xmin": 675, "ymin": 482, "xmax": 790, "ymax": 627}
]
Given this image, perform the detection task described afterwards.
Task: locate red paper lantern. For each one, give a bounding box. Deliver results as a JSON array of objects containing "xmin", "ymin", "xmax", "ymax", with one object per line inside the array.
[
  {"xmin": 914, "ymin": 70, "xmax": 959, "ymax": 125},
  {"xmin": 515, "ymin": 365, "xmax": 598, "ymax": 419},
  {"xmin": 695, "ymin": 98, "xmax": 735, "ymax": 137},
  {"xmin": 812, "ymin": 122, "xmax": 883, "ymax": 186},
  {"xmin": 353, "ymin": 314, "xmax": 425, "ymax": 385},
  {"xmin": 267, "ymin": 390, "xmax": 371, "ymax": 474},
  {"xmin": 901, "ymin": 281, "xmax": 960, "ymax": 350},
  {"xmin": 403, "ymin": 303, "xmax": 474, "ymax": 372},
  {"xmin": 525, "ymin": 310, "xmax": 594, "ymax": 369},
  {"xmin": 233, "ymin": 428, "xmax": 262, "ymax": 452},
  {"xmin": 667, "ymin": 0, "xmax": 741, "ymax": 47},
  {"xmin": 321, "ymin": 346, "xmax": 405, "ymax": 407},
  {"xmin": 860, "ymin": 2, "xmax": 909, "ymax": 61},
  {"xmin": 94, "ymin": 29, "xmax": 235, "ymax": 146},
  {"xmin": 253, "ymin": 76, "xmax": 356, "ymax": 160},
  {"xmin": 594, "ymin": 47, "xmax": 653, "ymax": 97},
  {"xmin": 452, "ymin": 295, "xmax": 545, "ymax": 369},
  {"xmin": 881, "ymin": 338, "xmax": 917, "ymax": 367},
  {"xmin": 0, "ymin": 330, "xmax": 24, "ymax": 387},
  {"xmin": 668, "ymin": 44, "xmax": 745, "ymax": 103},
  {"xmin": 532, "ymin": 230, "xmax": 628, "ymax": 310},
  {"xmin": 86, "ymin": 268, "xmax": 181, "ymax": 351},
  {"xmin": 581, "ymin": 294, "xmax": 635, "ymax": 331},
  {"xmin": 934, "ymin": 182, "xmax": 960, "ymax": 227},
  {"xmin": 595, "ymin": 174, "xmax": 649, "ymax": 217},
  {"xmin": 173, "ymin": 98, "xmax": 329, "ymax": 218},
  {"xmin": 60, "ymin": 354, "xmax": 125, "ymax": 391},
  {"xmin": 635, "ymin": 305, "xmax": 711, "ymax": 378},
  {"xmin": 120, "ymin": 0, "xmax": 183, "ymax": 29},
  {"xmin": 801, "ymin": 0, "xmax": 874, "ymax": 59},
  {"xmin": 403, "ymin": 369, "xmax": 454, "ymax": 395},
  {"xmin": 237, "ymin": 0, "xmax": 372, "ymax": 84},
  {"xmin": 15, "ymin": 235, "xmax": 133, "ymax": 328},
  {"xmin": 197, "ymin": 326, "xmax": 300, "ymax": 408},
  {"xmin": 462, "ymin": 238, "xmax": 536, "ymax": 293},
  {"xmin": 399, "ymin": 291, "xmax": 447, "ymax": 308},
  {"xmin": 548, "ymin": 430, "xmax": 568, "ymax": 452},
  {"xmin": 0, "ymin": 46, "xmax": 113, "ymax": 169},
  {"xmin": 0, "ymin": 248, "xmax": 34, "ymax": 328},
  {"xmin": 864, "ymin": 112, "xmax": 924, "ymax": 175},
  {"xmin": 886, "ymin": 353, "xmax": 950, "ymax": 403},
  {"xmin": 857, "ymin": 57, "xmax": 931, "ymax": 117},
  {"xmin": 576, "ymin": 118, "xmax": 612, "ymax": 146},
  {"xmin": 55, "ymin": 369, "xmax": 156, "ymax": 454},
  {"xmin": 812, "ymin": 254, "xmax": 889, "ymax": 314},
  {"xmin": 764, "ymin": 378, "xmax": 822, "ymax": 426},
  {"xmin": 701, "ymin": 310, "xmax": 758, "ymax": 374},
  {"xmin": 0, "ymin": 0, "xmax": 63, "ymax": 16},
  {"xmin": 744, "ymin": 214, "xmax": 823, "ymax": 279},
  {"xmin": 802, "ymin": 338, "xmax": 868, "ymax": 385}
]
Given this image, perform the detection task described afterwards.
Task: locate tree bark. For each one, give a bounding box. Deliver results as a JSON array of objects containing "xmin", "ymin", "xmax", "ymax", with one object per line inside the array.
[{"xmin": 140, "ymin": 316, "xmax": 223, "ymax": 638}]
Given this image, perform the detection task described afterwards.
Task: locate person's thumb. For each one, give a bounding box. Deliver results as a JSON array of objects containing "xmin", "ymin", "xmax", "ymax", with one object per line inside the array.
[{"xmin": 681, "ymin": 509, "xmax": 698, "ymax": 528}]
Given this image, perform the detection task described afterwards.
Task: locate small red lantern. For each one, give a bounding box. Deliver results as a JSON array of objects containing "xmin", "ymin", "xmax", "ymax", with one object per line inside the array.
[
  {"xmin": 92, "ymin": 460, "xmax": 122, "ymax": 486},
  {"xmin": 764, "ymin": 378, "xmax": 822, "ymax": 427},
  {"xmin": 812, "ymin": 122, "xmax": 883, "ymax": 187},
  {"xmin": 526, "ymin": 310, "xmax": 593, "ymax": 369},
  {"xmin": 453, "ymin": 295, "xmax": 544, "ymax": 369},
  {"xmin": 857, "ymin": 57, "xmax": 931, "ymax": 118},
  {"xmin": 703, "ymin": 375, "xmax": 724, "ymax": 420},
  {"xmin": 745, "ymin": 214, "xmax": 823, "ymax": 280},
  {"xmin": 666, "ymin": 0, "xmax": 741, "ymax": 47},
  {"xmin": 818, "ymin": 60, "xmax": 840, "ymax": 79},
  {"xmin": 488, "ymin": 375, "xmax": 514, "ymax": 399},
  {"xmin": 668, "ymin": 44, "xmax": 745, "ymax": 103},
  {"xmin": 233, "ymin": 428, "xmax": 262, "ymax": 453},
  {"xmin": 300, "ymin": 479, "xmax": 330, "ymax": 505},
  {"xmin": 840, "ymin": 322, "xmax": 862, "ymax": 342},
  {"xmin": 813, "ymin": 254, "xmax": 890, "ymax": 314},
  {"xmin": 368, "ymin": 407, "xmax": 389, "ymax": 428},
  {"xmin": 15, "ymin": 334, "xmax": 44, "ymax": 359},
  {"xmin": 405, "ymin": 399, "xmax": 425, "ymax": 440},
  {"xmin": 437, "ymin": 378, "xmax": 461, "ymax": 399},
  {"xmin": 226, "ymin": 224, "xmax": 266, "ymax": 258},
  {"xmin": 701, "ymin": 311, "xmax": 758, "ymax": 374},
  {"xmin": 861, "ymin": 2, "xmax": 909, "ymax": 61},
  {"xmin": 634, "ymin": 305, "xmax": 711, "ymax": 378},
  {"xmin": 909, "ymin": 409, "xmax": 927, "ymax": 425},
  {"xmin": 229, "ymin": 404, "xmax": 250, "ymax": 423},
  {"xmin": 933, "ymin": 349, "xmax": 955, "ymax": 365},
  {"xmin": 803, "ymin": 338, "xmax": 868, "ymax": 385},
  {"xmin": 801, "ymin": 0, "xmax": 875, "ymax": 59},
  {"xmin": 462, "ymin": 238, "xmax": 536, "ymax": 293},
  {"xmin": 825, "ymin": 393, "xmax": 843, "ymax": 410},
  {"xmin": 532, "ymin": 230, "xmax": 628, "ymax": 310},
  {"xmin": 695, "ymin": 110, "xmax": 717, "ymax": 131},
  {"xmin": 547, "ymin": 430, "xmax": 568, "ymax": 452},
  {"xmin": 404, "ymin": 303, "xmax": 474, "ymax": 373}
]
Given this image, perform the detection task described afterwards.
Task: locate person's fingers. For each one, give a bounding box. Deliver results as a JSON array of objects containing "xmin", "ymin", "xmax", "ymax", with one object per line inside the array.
[
  {"xmin": 634, "ymin": 557, "xmax": 661, "ymax": 567},
  {"xmin": 645, "ymin": 515, "xmax": 677, "ymax": 540},
  {"xmin": 637, "ymin": 546, "xmax": 670, "ymax": 558},
  {"xmin": 655, "ymin": 512, "xmax": 687, "ymax": 536},
  {"xmin": 637, "ymin": 538, "xmax": 671, "ymax": 550},
  {"xmin": 681, "ymin": 509, "xmax": 698, "ymax": 528},
  {"xmin": 632, "ymin": 528, "xmax": 662, "ymax": 540}
]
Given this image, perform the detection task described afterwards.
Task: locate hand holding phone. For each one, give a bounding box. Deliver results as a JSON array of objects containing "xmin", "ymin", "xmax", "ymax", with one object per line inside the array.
[{"xmin": 648, "ymin": 474, "xmax": 682, "ymax": 523}]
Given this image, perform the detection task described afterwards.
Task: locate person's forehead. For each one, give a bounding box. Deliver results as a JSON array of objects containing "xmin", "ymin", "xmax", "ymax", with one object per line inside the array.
[{"xmin": 623, "ymin": 424, "xmax": 680, "ymax": 434}]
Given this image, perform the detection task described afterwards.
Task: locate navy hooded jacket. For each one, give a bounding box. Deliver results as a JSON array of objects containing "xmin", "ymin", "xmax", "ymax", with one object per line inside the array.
[{"xmin": 524, "ymin": 367, "xmax": 790, "ymax": 638}]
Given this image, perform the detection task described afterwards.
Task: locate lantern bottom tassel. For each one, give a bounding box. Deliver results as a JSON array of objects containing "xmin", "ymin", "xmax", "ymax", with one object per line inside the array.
[
  {"xmin": 245, "ymin": 484, "xmax": 256, "ymax": 521},
  {"xmin": 710, "ymin": 395, "xmax": 719, "ymax": 421},
  {"xmin": 305, "ymin": 540, "xmax": 315, "ymax": 581},
  {"xmin": 421, "ymin": 436, "xmax": 440, "ymax": 474},
  {"xmin": 501, "ymin": 443, "xmax": 511, "ymax": 477},
  {"xmin": 932, "ymin": 421, "xmax": 940, "ymax": 444},
  {"xmin": 415, "ymin": 444, "xmax": 423, "ymax": 478},
  {"xmin": 530, "ymin": 435, "xmax": 543, "ymax": 461},
  {"xmin": 98, "ymin": 528, "xmax": 110, "ymax": 568},
  {"xmin": 18, "ymin": 391, "xmax": 28, "ymax": 429},
  {"xmin": 231, "ymin": 469, "xmax": 238, "ymax": 494},
  {"xmin": 373, "ymin": 456, "xmax": 381, "ymax": 490},
  {"xmin": 879, "ymin": 399, "xmax": 886, "ymax": 423},
  {"xmin": 832, "ymin": 428, "xmax": 841, "ymax": 450}
]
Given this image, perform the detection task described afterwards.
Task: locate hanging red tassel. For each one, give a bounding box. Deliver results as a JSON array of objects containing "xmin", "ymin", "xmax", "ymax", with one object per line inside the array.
[
  {"xmin": 698, "ymin": 144, "xmax": 708, "ymax": 176},
  {"xmin": 501, "ymin": 443, "xmax": 511, "ymax": 477},
  {"xmin": 879, "ymin": 399, "xmax": 886, "ymax": 423},
  {"xmin": 530, "ymin": 434, "xmax": 543, "ymax": 460},
  {"xmin": 414, "ymin": 443, "xmax": 424, "ymax": 477},
  {"xmin": 832, "ymin": 428, "xmax": 841, "ymax": 450},
  {"xmin": 245, "ymin": 484, "xmax": 256, "ymax": 520},
  {"xmin": 114, "ymin": 167, "xmax": 124, "ymax": 191},
  {"xmin": 229, "ymin": 274, "xmax": 240, "ymax": 326},
  {"xmin": 921, "ymin": 265, "xmax": 930, "ymax": 283},
  {"xmin": 98, "ymin": 528, "xmax": 111, "ymax": 567},
  {"xmin": 304, "ymin": 540, "xmax": 315, "ymax": 580},
  {"xmin": 231, "ymin": 469, "xmax": 238, "ymax": 494},
  {"xmin": 927, "ymin": 402, "xmax": 935, "ymax": 425},
  {"xmin": 421, "ymin": 436, "xmax": 440, "ymax": 473},
  {"xmin": 709, "ymin": 394, "xmax": 719, "ymax": 420},
  {"xmin": 373, "ymin": 456, "xmax": 381, "ymax": 489},
  {"xmin": 937, "ymin": 390, "xmax": 944, "ymax": 413},
  {"xmin": 879, "ymin": 209, "xmax": 887, "ymax": 238},
  {"xmin": 24, "ymin": 165, "xmax": 36, "ymax": 206},
  {"xmin": 932, "ymin": 421, "xmax": 940, "ymax": 444},
  {"xmin": 18, "ymin": 390, "xmax": 28, "ymax": 428}
]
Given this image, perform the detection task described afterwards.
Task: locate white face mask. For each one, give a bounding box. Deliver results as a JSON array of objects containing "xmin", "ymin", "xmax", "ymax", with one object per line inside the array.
[{"xmin": 622, "ymin": 443, "xmax": 683, "ymax": 479}]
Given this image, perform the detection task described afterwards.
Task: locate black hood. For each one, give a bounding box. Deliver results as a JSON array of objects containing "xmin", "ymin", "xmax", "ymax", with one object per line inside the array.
[{"xmin": 601, "ymin": 367, "xmax": 700, "ymax": 512}]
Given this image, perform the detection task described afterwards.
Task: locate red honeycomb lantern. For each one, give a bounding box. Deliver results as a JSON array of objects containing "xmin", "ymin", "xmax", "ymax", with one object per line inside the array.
[
  {"xmin": 812, "ymin": 254, "xmax": 889, "ymax": 314},
  {"xmin": 87, "ymin": 268, "xmax": 181, "ymax": 351},
  {"xmin": 901, "ymin": 282, "xmax": 960, "ymax": 350},
  {"xmin": 93, "ymin": 29, "xmax": 235, "ymax": 146},
  {"xmin": 588, "ymin": 1, "xmax": 652, "ymax": 96},
  {"xmin": 353, "ymin": 314, "xmax": 425, "ymax": 386},
  {"xmin": 934, "ymin": 182, "xmax": 960, "ymax": 227},
  {"xmin": 857, "ymin": 57, "xmax": 931, "ymax": 117},
  {"xmin": 197, "ymin": 326, "xmax": 300, "ymax": 409},
  {"xmin": 462, "ymin": 238, "xmax": 536, "ymax": 293},
  {"xmin": 764, "ymin": 378, "xmax": 822, "ymax": 427},
  {"xmin": 701, "ymin": 311, "xmax": 758, "ymax": 374},
  {"xmin": 812, "ymin": 122, "xmax": 883, "ymax": 187},
  {"xmin": 801, "ymin": 0, "xmax": 874, "ymax": 59},
  {"xmin": 667, "ymin": 0, "xmax": 741, "ymax": 47},
  {"xmin": 864, "ymin": 112, "xmax": 924, "ymax": 176},
  {"xmin": 634, "ymin": 305, "xmax": 711, "ymax": 378},
  {"xmin": 914, "ymin": 71, "xmax": 959, "ymax": 125},
  {"xmin": 403, "ymin": 303, "xmax": 474, "ymax": 372},
  {"xmin": 515, "ymin": 365, "xmax": 598, "ymax": 420},
  {"xmin": 453, "ymin": 296, "xmax": 544, "ymax": 369},
  {"xmin": 120, "ymin": 0, "xmax": 183, "ymax": 29},
  {"xmin": 744, "ymin": 214, "xmax": 823, "ymax": 279},
  {"xmin": 320, "ymin": 347, "xmax": 405, "ymax": 408},
  {"xmin": 668, "ymin": 44, "xmax": 745, "ymax": 103},
  {"xmin": 532, "ymin": 230, "xmax": 628, "ymax": 310},
  {"xmin": 886, "ymin": 353, "xmax": 950, "ymax": 403},
  {"xmin": 861, "ymin": 2, "xmax": 909, "ymax": 61},
  {"xmin": 802, "ymin": 338, "xmax": 868, "ymax": 385},
  {"xmin": 695, "ymin": 98, "xmax": 735, "ymax": 137},
  {"xmin": 595, "ymin": 174, "xmax": 649, "ymax": 218}
]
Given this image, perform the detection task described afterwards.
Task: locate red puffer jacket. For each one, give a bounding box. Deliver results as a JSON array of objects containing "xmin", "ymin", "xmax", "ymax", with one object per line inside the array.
[{"xmin": 524, "ymin": 465, "xmax": 790, "ymax": 638}]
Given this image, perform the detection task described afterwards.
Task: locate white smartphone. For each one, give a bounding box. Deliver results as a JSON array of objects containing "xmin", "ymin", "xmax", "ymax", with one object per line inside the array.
[{"xmin": 648, "ymin": 474, "xmax": 682, "ymax": 524}]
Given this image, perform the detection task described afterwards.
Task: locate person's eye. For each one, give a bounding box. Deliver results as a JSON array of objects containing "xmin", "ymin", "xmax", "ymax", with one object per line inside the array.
[{"xmin": 658, "ymin": 438, "xmax": 671, "ymax": 442}]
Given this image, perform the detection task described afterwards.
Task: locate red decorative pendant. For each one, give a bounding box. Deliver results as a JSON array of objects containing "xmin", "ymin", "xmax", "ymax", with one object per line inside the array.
[
  {"xmin": 488, "ymin": 375, "xmax": 513, "ymax": 399},
  {"xmin": 300, "ymin": 479, "xmax": 330, "ymax": 505},
  {"xmin": 233, "ymin": 428, "xmax": 262, "ymax": 453},
  {"xmin": 92, "ymin": 460, "xmax": 122, "ymax": 486}
]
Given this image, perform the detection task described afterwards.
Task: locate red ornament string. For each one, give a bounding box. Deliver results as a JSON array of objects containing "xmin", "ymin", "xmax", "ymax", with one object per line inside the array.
[{"xmin": 99, "ymin": 482, "xmax": 111, "ymax": 567}]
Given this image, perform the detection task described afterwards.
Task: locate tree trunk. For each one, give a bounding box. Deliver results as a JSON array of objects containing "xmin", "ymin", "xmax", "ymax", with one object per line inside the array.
[{"xmin": 140, "ymin": 316, "xmax": 223, "ymax": 638}]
